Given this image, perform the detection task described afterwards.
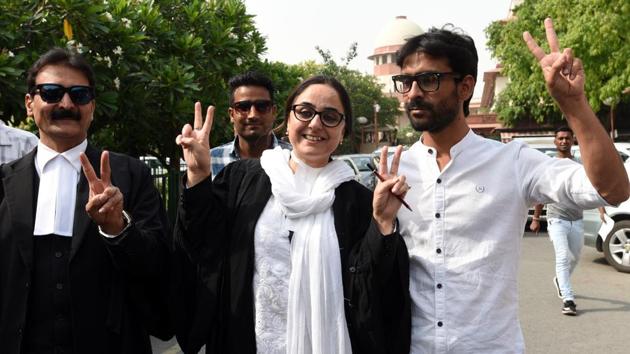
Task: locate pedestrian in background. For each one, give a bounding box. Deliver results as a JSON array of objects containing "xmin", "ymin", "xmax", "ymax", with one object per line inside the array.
[{"xmin": 530, "ymin": 126, "xmax": 606, "ymax": 316}]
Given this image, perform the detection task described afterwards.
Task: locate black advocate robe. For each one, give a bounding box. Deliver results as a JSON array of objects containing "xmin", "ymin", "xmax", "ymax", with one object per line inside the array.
[
  {"xmin": 0, "ymin": 145, "xmax": 172, "ymax": 354},
  {"xmin": 174, "ymin": 159, "xmax": 411, "ymax": 354}
]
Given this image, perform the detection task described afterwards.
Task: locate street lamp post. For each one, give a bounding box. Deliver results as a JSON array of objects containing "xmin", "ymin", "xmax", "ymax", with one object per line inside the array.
[{"xmin": 373, "ymin": 103, "xmax": 380, "ymax": 145}]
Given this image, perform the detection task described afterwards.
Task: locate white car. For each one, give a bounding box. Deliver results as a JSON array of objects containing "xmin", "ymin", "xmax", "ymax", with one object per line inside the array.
[
  {"xmin": 583, "ymin": 161, "xmax": 630, "ymax": 273},
  {"xmin": 334, "ymin": 154, "xmax": 376, "ymax": 190}
]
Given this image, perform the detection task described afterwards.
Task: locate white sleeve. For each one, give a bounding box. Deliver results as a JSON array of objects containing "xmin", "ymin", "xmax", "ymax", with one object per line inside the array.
[{"xmin": 515, "ymin": 143, "xmax": 609, "ymax": 209}]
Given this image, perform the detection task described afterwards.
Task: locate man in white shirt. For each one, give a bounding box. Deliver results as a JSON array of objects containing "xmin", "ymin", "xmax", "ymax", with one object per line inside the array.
[
  {"xmin": 0, "ymin": 48, "xmax": 171, "ymax": 354},
  {"xmin": 392, "ymin": 19, "xmax": 629, "ymax": 353},
  {"xmin": 0, "ymin": 119, "xmax": 38, "ymax": 164}
]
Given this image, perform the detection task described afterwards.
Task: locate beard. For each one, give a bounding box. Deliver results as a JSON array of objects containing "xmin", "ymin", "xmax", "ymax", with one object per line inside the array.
[{"xmin": 405, "ymin": 94, "xmax": 459, "ymax": 133}]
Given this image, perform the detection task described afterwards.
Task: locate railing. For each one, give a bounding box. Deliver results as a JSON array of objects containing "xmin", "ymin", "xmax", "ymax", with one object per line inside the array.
[{"xmin": 148, "ymin": 165, "xmax": 181, "ymax": 223}]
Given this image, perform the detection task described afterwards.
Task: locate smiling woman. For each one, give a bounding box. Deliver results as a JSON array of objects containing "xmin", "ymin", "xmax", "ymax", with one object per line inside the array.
[{"xmin": 174, "ymin": 75, "xmax": 412, "ymax": 353}]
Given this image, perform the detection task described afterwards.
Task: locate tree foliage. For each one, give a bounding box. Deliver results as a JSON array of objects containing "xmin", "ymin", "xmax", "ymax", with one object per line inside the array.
[
  {"xmin": 0, "ymin": 0, "xmax": 265, "ymax": 165},
  {"xmin": 485, "ymin": 0, "xmax": 630, "ymax": 126},
  {"xmin": 299, "ymin": 44, "xmax": 400, "ymax": 154}
]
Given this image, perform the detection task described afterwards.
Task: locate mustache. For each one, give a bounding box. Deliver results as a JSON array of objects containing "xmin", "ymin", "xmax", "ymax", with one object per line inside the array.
[
  {"xmin": 406, "ymin": 98, "xmax": 433, "ymax": 111},
  {"xmin": 51, "ymin": 109, "xmax": 81, "ymax": 121}
]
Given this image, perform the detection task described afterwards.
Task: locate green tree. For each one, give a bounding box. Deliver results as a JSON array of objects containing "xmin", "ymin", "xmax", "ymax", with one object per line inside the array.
[
  {"xmin": 0, "ymin": 0, "xmax": 265, "ymax": 164},
  {"xmin": 291, "ymin": 44, "xmax": 400, "ymax": 154},
  {"xmin": 485, "ymin": 0, "xmax": 630, "ymax": 126}
]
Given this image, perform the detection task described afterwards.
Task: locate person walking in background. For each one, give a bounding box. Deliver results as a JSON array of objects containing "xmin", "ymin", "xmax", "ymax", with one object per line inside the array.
[
  {"xmin": 175, "ymin": 75, "xmax": 410, "ymax": 353},
  {"xmin": 530, "ymin": 126, "xmax": 605, "ymax": 316},
  {"xmin": 0, "ymin": 48, "xmax": 171, "ymax": 354},
  {"xmin": 0, "ymin": 119, "xmax": 38, "ymax": 164},
  {"xmin": 210, "ymin": 71, "xmax": 291, "ymax": 179},
  {"xmin": 392, "ymin": 19, "xmax": 628, "ymax": 353}
]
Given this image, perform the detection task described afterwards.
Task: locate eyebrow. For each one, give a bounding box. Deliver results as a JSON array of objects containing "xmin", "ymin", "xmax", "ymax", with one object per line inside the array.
[{"xmin": 295, "ymin": 101, "xmax": 342, "ymax": 112}]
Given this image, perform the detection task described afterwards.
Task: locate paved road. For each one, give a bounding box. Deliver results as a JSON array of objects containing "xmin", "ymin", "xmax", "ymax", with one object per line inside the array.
[
  {"xmin": 152, "ymin": 231, "xmax": 630, "ymax": 353},
  {"xmin": 519, "ymin": 231, "xmax": 629, "ymax": 354}
]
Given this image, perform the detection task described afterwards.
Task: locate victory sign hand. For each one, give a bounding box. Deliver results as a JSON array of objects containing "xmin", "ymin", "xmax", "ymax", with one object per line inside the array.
[
  {"xmin": 175, "ymin": 102, "xmax": 214, "ymax": 186},
  {"xmin": 523, "ymin": 18, "xmax": 585, "ymax": 103},
  {"xmin": 372, "ymin": 145, "xmax": 409, "ymax": 235},
  {"xmin": 80, "ymin": 151, "xmax": 125, "ymax": 235}
]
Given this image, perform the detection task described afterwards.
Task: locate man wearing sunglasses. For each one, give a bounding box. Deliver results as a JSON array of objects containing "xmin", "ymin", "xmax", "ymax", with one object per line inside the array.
[
  {"xmin": 0, "ymin": 48, "xmax": 171, "ymax": 354},
  {"xmin": 209, "ymin": 71, "xmax": 291, "ymax": 179},
  {"xmin": 391, "ymin": 20, "xmax": 628, "ymax": 353}
]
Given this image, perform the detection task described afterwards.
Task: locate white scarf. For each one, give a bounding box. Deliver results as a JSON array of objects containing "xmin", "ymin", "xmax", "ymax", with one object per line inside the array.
[{"xmin": 260, "ymin": 147, "xmax": 355, "ymax": 354}]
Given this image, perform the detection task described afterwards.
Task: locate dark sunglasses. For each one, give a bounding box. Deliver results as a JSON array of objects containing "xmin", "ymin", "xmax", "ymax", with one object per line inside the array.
[
  {"xmin": 291, "ymin": 104, "xmax": 345, "ymax": 128},
  {"xmin": 33, "ymin": 84, "xmax": 95, "ymax": 105},
  {"xmin": 392, "ymin": 72, "xmax": 461, "ymax": 94},
  {"xmin": 232, "ymin": 100, "xmax": 273, "ymax": 114}
]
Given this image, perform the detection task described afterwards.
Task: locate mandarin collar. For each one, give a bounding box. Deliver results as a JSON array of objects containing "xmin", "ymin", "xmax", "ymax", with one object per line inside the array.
[{"xmin": 412, "ymin": 129, "xmax": 477, "ymax": 160}]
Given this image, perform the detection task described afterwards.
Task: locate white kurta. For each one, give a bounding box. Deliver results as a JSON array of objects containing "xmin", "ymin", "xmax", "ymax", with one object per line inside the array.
[{"xmin": 396, "ymin": 130, "xmax": 607, "ymax": 354}]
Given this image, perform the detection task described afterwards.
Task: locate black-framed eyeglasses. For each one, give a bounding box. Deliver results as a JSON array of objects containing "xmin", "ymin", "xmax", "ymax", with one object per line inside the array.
[
  {"xmin": 392, "ymin": 72, "xmax": 461, "ymax": 94},
  {"xmin": 232, "ymin": 100, "xmax": 273, "ymax": 114},
  {"xmin": 291, "ymin": 104, "xmax": 345, "ymax": 128},
  {"xmin": 33, "ymin": 84, "xmax": 95, "ymax": 105}
]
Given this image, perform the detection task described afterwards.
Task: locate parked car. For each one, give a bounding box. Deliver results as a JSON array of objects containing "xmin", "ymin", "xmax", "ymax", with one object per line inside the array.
[
  {"xmin": 334, "ymin": 154, "xmax": 376, "ymax": 190},
  {"xmin": 582, "ymin": 161, "xmax": 630, "ymax": 273}
]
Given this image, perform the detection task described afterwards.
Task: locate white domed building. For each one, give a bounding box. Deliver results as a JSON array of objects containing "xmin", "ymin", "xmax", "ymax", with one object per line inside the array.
[{"xmin": 368, "ymin": 16, "xmax": 423, "ymax": 95}]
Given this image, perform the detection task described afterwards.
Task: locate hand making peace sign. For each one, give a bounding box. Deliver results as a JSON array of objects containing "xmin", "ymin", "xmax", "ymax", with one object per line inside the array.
[
  {"xmin": 372, "ymin": 145, "xmax": 409, "ymax": 235},
  {"xmin": 523, "ymin": 18, "xmax": 585, "ymax": 103},
  {"xmin": 79, "ymin": 151, "xmax": 125, "ymax": 235},
  {"xmin": 175, "ymin": 102, "xmax": 215, "ymax": 187}
]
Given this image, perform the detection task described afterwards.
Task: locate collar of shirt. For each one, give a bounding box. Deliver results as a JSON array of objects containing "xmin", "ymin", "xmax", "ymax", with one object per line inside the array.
[
  {"xmin": 415, "ymin": 129, "xmax": 475, "ymax": 162},
  {"xmin": 36, "ymin": 139, "xmax": 87, "ymax": 176}
]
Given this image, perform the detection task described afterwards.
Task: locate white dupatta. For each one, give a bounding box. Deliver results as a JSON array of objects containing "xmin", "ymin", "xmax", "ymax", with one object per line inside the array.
[{"xmin": 260, "ymin": 147, "xmax": 355, "ymax": 354}]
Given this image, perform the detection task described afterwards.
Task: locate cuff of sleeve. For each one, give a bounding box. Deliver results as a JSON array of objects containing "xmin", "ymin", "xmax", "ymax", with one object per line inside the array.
[
  {"xmin": 367, "ymin": 218, "xmax": 400, "ymax": 259},
  {"xmin": 181, "ymin": 173, "xmax": 213, "ymax": 206}
]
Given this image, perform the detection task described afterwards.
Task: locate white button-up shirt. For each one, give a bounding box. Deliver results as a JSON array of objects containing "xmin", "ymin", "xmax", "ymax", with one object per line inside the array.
[
  {"xmin": 397, "ymin": 130, "xmax": 606, "ymax": 354},
  {"xmin": 0, "ymin": 120, "xmax": 38, "ymax": 164}
]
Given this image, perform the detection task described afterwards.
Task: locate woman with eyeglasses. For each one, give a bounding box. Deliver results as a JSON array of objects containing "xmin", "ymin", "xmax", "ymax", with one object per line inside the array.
[{"xmin": 175, "ymin": 75, "xmax": 410, "ymax": 354}]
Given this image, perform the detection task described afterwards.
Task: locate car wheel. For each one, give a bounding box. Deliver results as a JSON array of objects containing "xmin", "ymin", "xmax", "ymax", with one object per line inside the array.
[{"xmin": 603, "ymin": 220, "xmax": 630, "ymax": 273}]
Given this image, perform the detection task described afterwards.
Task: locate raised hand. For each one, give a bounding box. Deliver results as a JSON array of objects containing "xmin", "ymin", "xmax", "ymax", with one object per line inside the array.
[
  {"xmin": 523, "ymin": 18, "xmax": 585, "ymax": 103},
  {"xmin": 372, "ymin": 145, "xmax": 409, "ymax": 235},
  {"xmin": 80, "ymin": 151, "xmax": 125, "ymax": 235},
  {"xmin": 175, "ymin": 102, "xmax": 214, "ymax": 186}
]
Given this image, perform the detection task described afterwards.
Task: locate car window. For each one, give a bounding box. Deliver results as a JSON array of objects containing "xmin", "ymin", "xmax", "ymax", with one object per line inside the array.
[
  {"xmin": 351, "ymin": 156, "xmax": 373, "ymax": 171},
  {"xmin": 340, "ymin": 159, "xmax": 358, "ymax": 174}
]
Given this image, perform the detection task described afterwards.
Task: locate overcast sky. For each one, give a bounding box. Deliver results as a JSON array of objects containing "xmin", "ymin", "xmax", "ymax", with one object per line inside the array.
[{"xmin": 243, "ymin": 0, "xmax": 516, "ymax": 98}]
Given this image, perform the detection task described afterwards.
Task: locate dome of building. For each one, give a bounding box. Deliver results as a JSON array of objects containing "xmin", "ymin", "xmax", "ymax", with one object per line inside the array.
[{"xmin": 374, "ymin": 16, "xmax": 423, "ymax": 49}]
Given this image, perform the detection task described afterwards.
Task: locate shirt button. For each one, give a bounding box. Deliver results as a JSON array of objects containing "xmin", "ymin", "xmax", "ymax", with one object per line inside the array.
[
  {"xmin": 436, "ymin": 178, "xmax": 442, "ymax": 184},
  {"xmin": 349, "ymin": 266, "xmax": 356, "ymax": 273},
  {"xmin": 437, "ymin": 283, "xmax": 443, "ymax": 289},
  {"xmin": 437, "ymin": 321, "xmax": 443, "ymax": 327},
  {"xmin": 435, "ymin": 213, "xmax": 440, "ymax": 218},
  {"xmin": 436, "ymin": 248, "xmax": 442, "ymax": 254},
  {"xmin": 55, "ymin": 251, "xmax": 63, "ymax": 258},
  {"xmin": 56, "ymin": 283, "xmax": 64, "ymax": 290},
  {"xmin": 428, "ymin": 149, "xmax": 434, "ymax": 154}
]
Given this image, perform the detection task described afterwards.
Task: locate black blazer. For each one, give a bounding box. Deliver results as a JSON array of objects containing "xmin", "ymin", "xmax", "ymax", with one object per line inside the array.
[
  {"xmin": 174, "ymin": 159, "xmax": 410, "ymax": 354},
  {"xmin": 0, "ymin": 145, "xmax": 172, "ymax": 354}
]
